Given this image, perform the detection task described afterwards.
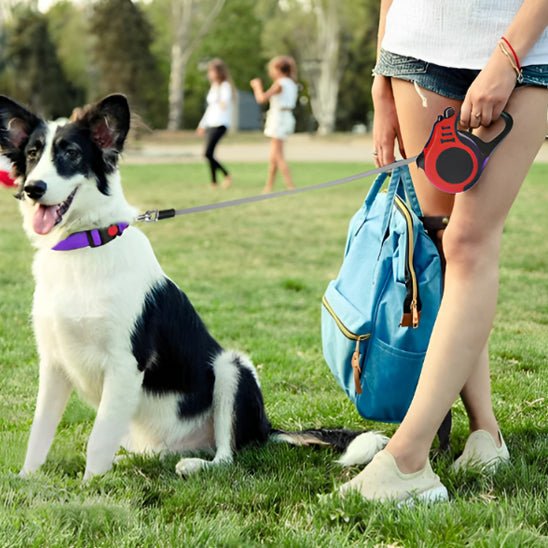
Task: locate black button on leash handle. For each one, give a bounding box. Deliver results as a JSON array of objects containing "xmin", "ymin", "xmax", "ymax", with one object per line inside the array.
[{"xmin": 416, "ymin": 107, "xmax": 513, "ymax": 194}]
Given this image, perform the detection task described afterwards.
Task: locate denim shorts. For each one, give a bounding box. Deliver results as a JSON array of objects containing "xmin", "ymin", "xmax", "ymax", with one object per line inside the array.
[{"xmin": 374, "ymin": 49, "xmax": 548, "ymax": 100}]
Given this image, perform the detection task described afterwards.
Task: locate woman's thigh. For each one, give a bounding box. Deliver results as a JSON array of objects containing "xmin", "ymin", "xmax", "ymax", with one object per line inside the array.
[
  {"xmin": 448, "ymin": 86, "xmax": 548, "ymax": 245},
  {"xmin": 391, "ymin": 79, "xmax": 460, "ymax": 217}
]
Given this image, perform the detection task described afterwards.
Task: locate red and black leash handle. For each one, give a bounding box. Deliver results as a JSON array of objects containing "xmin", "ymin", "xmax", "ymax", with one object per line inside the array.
[{"xmin": 417, "ymin": 107, "xmax": 513, "ymax": 194}]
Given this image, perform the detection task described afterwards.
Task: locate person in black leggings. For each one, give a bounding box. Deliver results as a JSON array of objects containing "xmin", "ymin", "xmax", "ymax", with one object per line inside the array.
[
  {"xmin": 197, "ymin": 59, "xmax": 233, "ymax": 189},
  {"xmin": 205, "ymin": 125, "xmax": 229, "ymax": 186}
]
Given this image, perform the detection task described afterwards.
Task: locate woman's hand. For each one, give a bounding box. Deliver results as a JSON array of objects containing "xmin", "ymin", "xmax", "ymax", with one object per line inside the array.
[
  {"xmin": 460, "ymin": 49, "xmax": 517, "ymax": 129},
  {"xmin": 196, "ymin": 127, "xmax": 206, "ymax": 137},
  {"xmin": 371, "ymin": 75, "xmax": 405, "ymax": 167}
]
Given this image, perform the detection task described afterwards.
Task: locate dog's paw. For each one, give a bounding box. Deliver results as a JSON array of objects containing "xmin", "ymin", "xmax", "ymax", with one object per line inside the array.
[
  {"xmin": 175, "ymin": 457, "xmax": 210, "ymax": 478},
  {"xmin": 18, "ymin": 468, "xmax": 34, "ymax": 479},
  {"xmin": 113, "ymin": 453, "xmax": 131, "ymax": 466}
]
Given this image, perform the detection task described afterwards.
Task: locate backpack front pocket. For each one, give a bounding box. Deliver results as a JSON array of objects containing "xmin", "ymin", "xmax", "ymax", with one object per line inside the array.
[
  {"xmin": 356, "ymin": 337, "xmax": 425, "ymax": 422},
  {"xmin": 321, "ymin": 283, "xmax": 371, "ymax": 401}
]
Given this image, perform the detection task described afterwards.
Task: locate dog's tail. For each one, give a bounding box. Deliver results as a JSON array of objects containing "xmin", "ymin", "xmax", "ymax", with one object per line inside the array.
[{"xmin": 270, "ymin": 428, "xmax": 388, "ymax": 467}]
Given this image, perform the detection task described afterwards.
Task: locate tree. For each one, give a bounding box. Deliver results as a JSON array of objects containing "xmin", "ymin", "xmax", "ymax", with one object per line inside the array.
[
  {"xmin": 166, "ymin": 0, "xmax": 225, "ymax": 130},
  {"xmin": 308, "ymin": 0, "xmax": 340, "ymax": 135},
  {"xmin": 46, "ymin": 1, "xmax": 95, "ymax": 101},
  {"xmin": 261, "ymin": 0, "xmax": 377, "ymax": 134},
  {"xmin": 5, "ymin": 9, "xmax": 82, "ymax": 118},
  {"xmin": 90, "ymin": 0, "xmax": 164, "ymax": 126},
  {"xmin": 335, "ymin": 0, "xmax": 379, "ymax": 131}
]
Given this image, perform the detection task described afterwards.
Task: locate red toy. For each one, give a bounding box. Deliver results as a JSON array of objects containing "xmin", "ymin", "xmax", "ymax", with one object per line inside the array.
[{"xmin": 0, "ymin": 169, "xmax": 15, "ymax": 188}]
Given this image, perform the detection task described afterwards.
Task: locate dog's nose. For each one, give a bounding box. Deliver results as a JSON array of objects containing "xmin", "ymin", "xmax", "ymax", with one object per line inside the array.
[{"xmin": 24, "ymin": 180, "xmax": 48, "ymax": 200}]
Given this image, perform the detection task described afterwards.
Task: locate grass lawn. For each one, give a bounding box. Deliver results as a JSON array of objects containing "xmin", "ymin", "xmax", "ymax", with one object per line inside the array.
[{"xmin": 0, "ymin": 161, "xmax": 547, "ymax": 547}]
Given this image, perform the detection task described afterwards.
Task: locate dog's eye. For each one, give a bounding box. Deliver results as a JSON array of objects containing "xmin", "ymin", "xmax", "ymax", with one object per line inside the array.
[
  {"xmin": 64, "ymin": 148, "xmax": 81, "ymax": 162},
  {"xmin": 26, "ymin": 148, "xmax": 39, "ymax": 161}
]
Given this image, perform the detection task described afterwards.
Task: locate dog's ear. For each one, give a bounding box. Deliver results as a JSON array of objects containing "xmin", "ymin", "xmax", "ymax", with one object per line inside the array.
[
  {"xmin": 0, "ymin": 96, "xmax": 42, "ymax": 149},
  {"xmin": 82, "ymin": 94, "xmax": 131, "ymax": 153},
  {"xmin": 0, "ymin": 96, "xmax": 43, "ymax": 177}
]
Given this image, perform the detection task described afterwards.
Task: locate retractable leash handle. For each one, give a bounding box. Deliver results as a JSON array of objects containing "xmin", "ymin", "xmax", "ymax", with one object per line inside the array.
[
  {"xmin": 134, "ymin": 107, "xmax": 514, "ymax": 224},
  {"xmin": 416, "ymin": 106, "xmax": 513, "ymax": 194}
]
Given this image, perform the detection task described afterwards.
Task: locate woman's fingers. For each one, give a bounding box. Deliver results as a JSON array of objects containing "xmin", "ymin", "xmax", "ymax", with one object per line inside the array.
[
  {"xmin": 396, "ymin": 124, "xmax": 406, "ymax": 159},
  {"xmin": 460, "ymin": 96, "xmax": 472, "ymax": 128}
]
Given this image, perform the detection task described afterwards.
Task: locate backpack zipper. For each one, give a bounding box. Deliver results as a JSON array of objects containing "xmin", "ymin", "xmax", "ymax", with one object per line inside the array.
[
  {"xmin": 394, "ymin": 195, "xmax": 421, "ymax": 328},
  {"xmin": 322, "ymin": 295, "xmax": 370, "ymax": 394}
]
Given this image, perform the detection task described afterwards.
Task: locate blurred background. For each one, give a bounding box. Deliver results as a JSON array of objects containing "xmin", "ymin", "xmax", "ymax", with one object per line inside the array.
[{"xmin": 0, "ymin": 0, "xmax": 380, "ymax": 135}]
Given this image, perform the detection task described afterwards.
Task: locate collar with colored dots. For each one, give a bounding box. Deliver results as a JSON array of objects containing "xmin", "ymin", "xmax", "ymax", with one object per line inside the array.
[{"xmin": 51, "ymin": 223, "xmax": 129, "ymax": 251}]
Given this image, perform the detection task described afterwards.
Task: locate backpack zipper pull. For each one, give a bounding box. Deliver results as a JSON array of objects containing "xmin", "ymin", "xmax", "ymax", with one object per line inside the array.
[
  {"xmin": 411, "ymin": 299, "xmax": 420, "ymax": 328},
  {"xmin": 351, "ymin": 339, "xmax": 363, "ymax": 394}
]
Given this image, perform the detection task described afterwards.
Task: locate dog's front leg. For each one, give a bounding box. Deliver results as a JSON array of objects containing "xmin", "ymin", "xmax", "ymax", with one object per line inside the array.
[
  {"xmin": 84, "ymin": 367, "xmax": 142, "ymax": 481},
  {"xmin": 20, "ymin": 364, "xmax": 73, "ymax": 477}
]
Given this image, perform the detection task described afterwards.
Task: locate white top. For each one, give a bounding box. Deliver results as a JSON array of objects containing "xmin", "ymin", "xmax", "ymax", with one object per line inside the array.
[
  {"xmin": 269, "ymin": 77, "xmax": 298, "ymax": 111},
  {"xmin": 199, "ymin": 81, "xmax": 233, "ymax": 129},
  {"xmin": 382, "ymin": 0, "xmax": 548, "ymax": 69}
]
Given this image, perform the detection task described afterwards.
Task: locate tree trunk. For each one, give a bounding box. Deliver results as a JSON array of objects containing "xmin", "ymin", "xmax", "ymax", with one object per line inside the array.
[
  {"xmin": 167, "ymin": 0, "xmax": 226, "ymax": 130},
  {"xmin": 309, "ymin": 0, "xmax": 340, "ymax": 135},
  {"xmin": 167, "ymin": 0, "xmax": 193, "ymax": 130}
]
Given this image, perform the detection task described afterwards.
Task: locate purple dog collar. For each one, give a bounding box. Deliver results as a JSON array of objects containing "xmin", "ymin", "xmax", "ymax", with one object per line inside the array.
[{"xmin": 52, "ymin": 223, "xmax": 129, "ymax": 251}]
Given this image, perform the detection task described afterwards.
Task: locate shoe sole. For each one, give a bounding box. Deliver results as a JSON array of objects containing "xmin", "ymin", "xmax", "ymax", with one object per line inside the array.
[
  {"xmin": 398, "ymin": 485, "xmax": 449, "ymax": 507},
  {"xmin": 452, "ymin": 455, "xmax": 510, "ymax": 473}
]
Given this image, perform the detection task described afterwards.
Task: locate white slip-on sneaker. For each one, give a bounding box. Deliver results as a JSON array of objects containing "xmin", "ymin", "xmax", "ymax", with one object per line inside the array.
[
  {"xmin": 339, "ymin": 449, "xmax": 448, "ymax": 504},
  {"xmin": 452, "ymin": 430, "xmax": 510, "ymax": 472}
]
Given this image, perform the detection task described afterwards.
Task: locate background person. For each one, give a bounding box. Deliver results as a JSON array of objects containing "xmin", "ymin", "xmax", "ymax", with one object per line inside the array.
[
  {"xmin": 340, "ymin": 0, "xmax": 548, "ymax": 503},
  {"xmin": 197, "ymin": 58, "xmax": 233, "ymax": 190},
  {"xmin": 250, "ymin": 55, "xmax": 298, "ymax": 193}
]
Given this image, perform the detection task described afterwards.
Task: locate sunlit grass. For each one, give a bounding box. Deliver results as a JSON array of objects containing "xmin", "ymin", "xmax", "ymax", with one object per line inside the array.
[{"xmin": 1, "ymin": 161, "xmax": 547, "ymax": 546}]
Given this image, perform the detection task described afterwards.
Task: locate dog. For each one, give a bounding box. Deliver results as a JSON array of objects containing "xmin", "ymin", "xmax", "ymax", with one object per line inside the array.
[{"xmin": 0, "ymin": 94, "xmax": 387, "ymax": 480}]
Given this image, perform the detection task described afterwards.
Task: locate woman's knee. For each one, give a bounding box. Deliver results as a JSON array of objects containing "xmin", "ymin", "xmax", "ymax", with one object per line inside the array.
[{"xmin": 442, "ymin": 221, "xmax": 502, "ymax": 272}]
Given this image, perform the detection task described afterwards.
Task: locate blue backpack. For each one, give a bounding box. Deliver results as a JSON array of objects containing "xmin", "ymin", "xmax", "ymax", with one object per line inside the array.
[{"xmin": 322, "ymin": 166, "xmax": 442, "ymax": 423}]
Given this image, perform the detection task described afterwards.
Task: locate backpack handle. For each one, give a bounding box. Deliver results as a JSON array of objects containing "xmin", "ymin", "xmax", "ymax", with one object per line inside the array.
[
  {"xmin": 380, "ymin": 166, "xmax": 421, "ymax": 238},
  {"xmin": 364, "ymin": 170, "xmax": 390, "ymax": 211},
  {"xmin": 362, "ymin": 166, "xmax": 422, "ymax": 238}
]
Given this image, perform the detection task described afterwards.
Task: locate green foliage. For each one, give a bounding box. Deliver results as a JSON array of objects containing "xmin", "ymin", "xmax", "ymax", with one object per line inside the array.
[
  {"xmin": 0, "ymin": 161, "xmax": 547, "ymax": 546},
  {"xmin": 4, "ymin": 9, "xmax": 83, "ymax": 118},
  {"xmin": 0, "ymin": 0, "xmax": 380, "ymax": 131},
  {"xmin": 90, "ymin": 0, "xmax": 166, "ymax": 127},
  {"xmin": 45, "ymin": 0, "xmax": 95, "ymax": 100},
  {"xmin": 260, "ymin": 0, "xmax": 380, "ymax": 131},
  {"xmin": 145, "ymin": 0, "xmax": 269, "ymax": 129},
  {"xmin": 336, "ymin": 0, "xmax": 380, "ymax": 130}
]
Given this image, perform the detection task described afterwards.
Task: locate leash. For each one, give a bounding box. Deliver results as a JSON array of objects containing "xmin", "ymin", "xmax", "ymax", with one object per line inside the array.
[
  {"xmin": 135, "ymin": 159, "xmax": 413, "ymax": 223},
  {"xmin": 135, "ymin": 107, "xmax": 513, "ymax": 223}
]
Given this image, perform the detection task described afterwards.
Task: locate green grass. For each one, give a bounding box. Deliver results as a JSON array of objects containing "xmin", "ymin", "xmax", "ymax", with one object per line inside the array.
[{"xmin": 1, "ymin": 161, "xmax": 547, "ymax": 547}]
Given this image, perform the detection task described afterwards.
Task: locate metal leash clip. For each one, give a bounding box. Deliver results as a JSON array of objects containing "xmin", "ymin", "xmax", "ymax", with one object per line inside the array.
[{"xmin": 135, "ymin": 209, "xmax": 160, "ymax": 223}]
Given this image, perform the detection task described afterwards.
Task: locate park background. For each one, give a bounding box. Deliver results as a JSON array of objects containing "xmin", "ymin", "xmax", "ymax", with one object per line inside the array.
[
  {"xmin": 0, "ymin": 0, "xmax": 379, "ymax": 135},
  {"xmin": 0, "ymin": 1, "xmax": 547, "ymax": 547}
]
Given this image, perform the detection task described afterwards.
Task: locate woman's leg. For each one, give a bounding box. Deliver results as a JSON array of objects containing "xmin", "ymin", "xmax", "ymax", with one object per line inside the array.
[
  {"xmin": 382, "ymin": 84, "xmax": 548, "ymax": 473},
  {"xmin": 205, "ymin": 126, "xmax": 229, "ymax": 185},
  {"xmin": 392, "ymin": 81, "xmax": 503, "ymax": 445},
  {"xmin": 461, "ymin": 344, "xmax": 500, "ymax": 439},
  {"xmin": 272, "ymin": 138, "xmax": 296, "ymax": 190},
  {"xmin": 264, "ymin": 139, "xmax": 278, "ymax": 192}
]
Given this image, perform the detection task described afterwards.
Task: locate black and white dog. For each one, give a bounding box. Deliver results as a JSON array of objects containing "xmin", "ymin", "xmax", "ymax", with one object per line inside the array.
[{"xmin": 0, "ymin": 94, "xmax": 386, "ymax": 480}]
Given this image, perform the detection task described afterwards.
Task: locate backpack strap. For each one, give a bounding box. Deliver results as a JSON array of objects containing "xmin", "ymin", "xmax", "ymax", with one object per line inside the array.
[
  {"xmin": 400, "ymin": 165, "xmax": 423, "ymax": 218},
  {"xmin": 379, "ymin": 166, "xmax": 406, "ymax": 238},
  {"xmin": 363, "ymin": 170, "xmax": 390, "ymax": 213}
]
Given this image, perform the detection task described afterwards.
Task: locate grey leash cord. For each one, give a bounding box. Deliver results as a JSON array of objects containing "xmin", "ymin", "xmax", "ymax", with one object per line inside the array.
[{"xmin": 135, "ymin": 158, "xmax": 415, "ymax": 223}]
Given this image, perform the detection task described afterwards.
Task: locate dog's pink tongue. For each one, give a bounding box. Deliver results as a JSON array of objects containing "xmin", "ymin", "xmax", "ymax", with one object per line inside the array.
[{"xmin": 33, "ymin": 205, "xmax": 58, "ymax": 235}]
